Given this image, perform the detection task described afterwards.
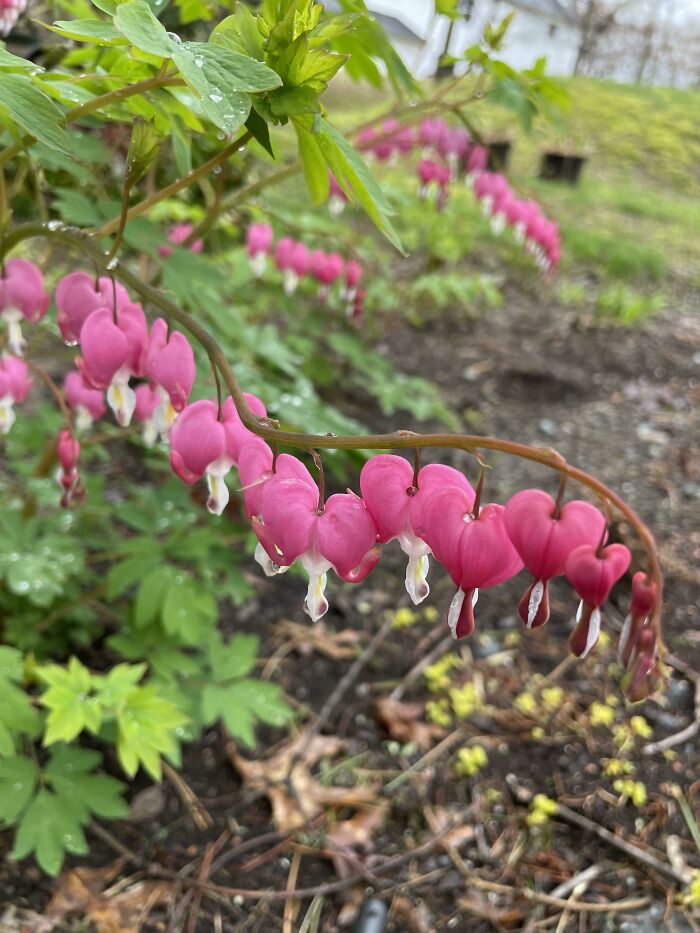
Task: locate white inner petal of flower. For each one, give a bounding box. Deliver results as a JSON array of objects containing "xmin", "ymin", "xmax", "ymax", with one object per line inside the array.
[
  {"xmin": 405, "ymin": 553, "xmax": 430, "ymax": 605},
  {"xmin": 107, "ymin": 371, "xmax": 136, "ymax": 427},
  {"xmin": 581, "ymin": 607, "xmax": 601, "ymax": 658},
  {"xmin": 141, "ymin": 419, "xmax": 159, "ymax": 449},
  {"xmin": 75, "ymin": 406, "xmax": 93, "ymax": 433},
  {"xmin": 447, "ymin": 588, "xmax": 478, "ymax": 639},
  {"xmin": 3, "ymin": 310, "xmax": 26, "ymax": 357},
  {"xmin": 618, "ymin": 612, "xmax": 633, "ymax": 663},
  {"xmin": 250, "ymin": 252, "xmax": 266, "ymax": 278},
  {"xmin": 254, "ymin": 541, "xmax": 288, "ymax": 577},
  {"xmin": 527, "ymin": 580, "xmax": 545, "ymax": 628},
  {"xmin": 205, "ymin": 456, "xmax": 233, "ymax": 516},
  {"xmin": 283, "ymin": 269, "xmax": 299, "ymax": 295},
  {"xmin": 304, "ymin": 572, "xmax": 329, "ymax": 622},
  {"xmin": 0, "ymin": 398, "xmax": 16, "ymax": 435}
]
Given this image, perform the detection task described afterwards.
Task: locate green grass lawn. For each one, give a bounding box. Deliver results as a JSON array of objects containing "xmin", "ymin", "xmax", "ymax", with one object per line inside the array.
[{"xmin": 324, "ymin": 75, "xmax": 700, "ymax": 320}]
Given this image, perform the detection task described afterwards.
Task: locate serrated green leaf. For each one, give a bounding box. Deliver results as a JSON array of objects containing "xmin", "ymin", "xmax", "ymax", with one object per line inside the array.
[
  {"xmin": 116, "ymin": 686, "xmax": 187, "ymax": 779},
  {"xmin": 208, "ymin": 632, "xmax": 259, "ymax": 682},
  {"xmin": 134, "ymin": 565, "xmax": 177, "ymax": 627},
  {"xmin": 11, "ymin": 788, "xmax": 88, "ymax": 875},
  {"xmin": 210, "ymin": 8, "xmax": 264, "ymax": 59},
  {"xmin": 200, "ymin": 677, "xmax": 292, "ymax": 747},
  {"xmin": 0, "ymin": 756, "xmax": 39, "ymax": 824},
  {"xmin": 0, "ymin": 646, "xmax": 24, "ymax": 681},
  {"xmin": 39, "ymin": 658, "xmax": 102, "ymax": 745},
  {"xmin": 45, "ymin": 747, "xmax": 128, "ymax": 821},
  {"xmin": 161, "ymin": 577, "xmax": 216, "ymax": 644},
  {"xmin": 106, "ymin": 555, "xmax": 159, "ymax": 600},
  {"xmin": 113, "ymin": 0, "xmax": 175, "ymax": 57},
  {"xmin": 0, "ymin": 73, "xmax": 73, "ymax": 156},
  {"xmin": 46, "ymin": 19, "xmax": 125, "ymax": 46}
]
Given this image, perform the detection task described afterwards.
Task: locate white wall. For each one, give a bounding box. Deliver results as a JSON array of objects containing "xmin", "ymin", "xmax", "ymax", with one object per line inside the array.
[{"xmin": 366, "ymin": 0, "xmax": 580, "ymax": 78}]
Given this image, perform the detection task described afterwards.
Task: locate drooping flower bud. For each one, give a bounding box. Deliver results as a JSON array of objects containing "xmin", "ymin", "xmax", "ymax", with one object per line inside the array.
[
  {"xmin": 57, "ymin": 430, "xmax": 82, "ymax": 508},
  {"xmin": 619, "ymin": 571, "xmax": 658, "ymax": 669},
  {"xmin": 145, "ymin": 318, "xmax": 196, "ymax": 415}
]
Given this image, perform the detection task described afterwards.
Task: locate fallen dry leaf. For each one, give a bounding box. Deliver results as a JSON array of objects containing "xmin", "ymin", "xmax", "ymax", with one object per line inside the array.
[
  {"xmin": 277, "ymin": 619, "xmax": 363, "ymax": 660},
  {"xmin": 227, "ymin": 730, "xmax": 379, "ymax": 834},
  {"xmin": 375, "ymin": 697, "xmax": 446, "ymax": 751},
  {"xmin": 42, "ymin": 861, "xmax": 172, "ymax": 933}
]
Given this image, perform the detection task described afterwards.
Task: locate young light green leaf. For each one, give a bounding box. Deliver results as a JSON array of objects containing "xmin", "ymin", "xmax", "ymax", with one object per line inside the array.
[
  {"xmin": 45, "ymin": 19, "xmax": 125, "ymax": 46},
  {"xmin": 116, "ymin": 686, "xmax": 188, "ymax": 780},
  {"xmin": 0, "ymin": 74, "xmax": 73, "ymax": 156},
  {"xmin": 210, "ymin": 7, "xmax": 264, "ymax": 59},
  {"xmin": 294, "ymin": 117, "xmax": 329, "ymax": 204},
  {"xmin": 201, "ymin": 678, "xmax": 293, "ymax": 747},
  {"xmin": 0, "ymin": 756, "xmax": 38, "ymax": 823},
  {"xmin": 38, "ymin": 657, "xmax": 102, "ymax": 745},
  {"xmin": 125, "ymin": 117, "xmax": 161, "ymax": 185},
  {"xmin": 113, "ymin": 0, "xmax": 176, "ymax": 57}
]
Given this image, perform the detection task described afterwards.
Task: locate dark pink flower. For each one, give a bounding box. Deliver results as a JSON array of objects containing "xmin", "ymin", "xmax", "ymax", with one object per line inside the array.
[
  {"xmin": 77, "ymin": 302, "xmax": 148, "ymax": 426},
  {"xmin": 0, "ymin": 258, "xmax": 50, "ymax": 355},
  {"xmin": 145, "ymin": 318, "xmax": 196, "ymax": 414},
  {"xmin": 504, "ymin": 489, "xmax": 605, "ymax": 629},
  {"xmin": 619, "ymin": 571, "xmax": 658, "ymax": 669},
  {"xmin": 55, "ymin": 272, "xmax": 130, "ymax": 346},
  {"xmin": 63, "ymin": 370, "xmax": 106, "ymax": 431},
  {"xmin": 565, "ymin": 543, "xmax": 631, "ymax": 658},
  {"xmin": 360, "ymin": 454, "xmax": 474, "ymax": 605},
  {"xmin": 413, "ymin": 487, "xmax": 523, "ymax": 638},
  {"xmin": 253, "ymin": 474, "xmax": 379, "ymax": 620}
]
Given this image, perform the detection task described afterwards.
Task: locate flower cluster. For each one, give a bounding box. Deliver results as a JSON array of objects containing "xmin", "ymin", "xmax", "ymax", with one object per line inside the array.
[
  {"xmin": 0, "ymin": 0, "xmax": 25, "ymax": 36},
  {"xmin": 158, "ymin": 223, "xmax": 203, "ymax": 259},
  {"xmin": 358, "ymin": 116, "xmax": 560, "ymax": 274},
  {"xmin": 245, "ymin": 223, "xmax": 364, "ymax": 316}
]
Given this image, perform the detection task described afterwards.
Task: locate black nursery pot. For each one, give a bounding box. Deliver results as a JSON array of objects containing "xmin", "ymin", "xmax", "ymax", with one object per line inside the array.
[
  {"xmin": 487, "ymin": 140, "xmax": 512, "ymax": 171},
  {"xmin": 540, "ymin": 151, "xmax": 588, "ymax": 185}
]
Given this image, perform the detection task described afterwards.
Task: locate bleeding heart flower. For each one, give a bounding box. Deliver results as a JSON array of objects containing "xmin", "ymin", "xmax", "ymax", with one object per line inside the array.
[
  {"xmin": 55, "ymin": 272, "xmax": 130, "ymax": 346},
  {"xmin": 158, "ymin": 224, "xmax": 203, "ymax": 258},
  {"xmin": 360, "ymin": 454, "xmax": 474, "ymax": 605},
  {"xmin": 618, "ymin": 571, "xmax": 658, "ymax": 669},
  {"xmin": 145, "ymin": 318, "xmax": 196, "ymax": 419},
  {"xmin": 342, "ymin": 259, "xmax": 362, "ymax": 303},
  {"xmin": 237, "ymin": 437, "xmax": 315, "ymax": 575},
  {"xmin": 169, "ymin": 393, "xmax": 266, "ymax": 515},
  {"xmin": 275, "ymin": 237, "xmax": 302, "ymax": 295},
  {"xmin": 504, "ymin": 488, "xmax": 606, "ymax": 629},
  {"xmin": 246, "ymin": 224, "xmax": 273, "ymax": 277},
  {"xmin": 0, "ymin": 258, "xmax": 50, "ymax": 356},
  {"xmin": 464, "ymin": 145, "xmax": 488, "ymax": 180},
  {"xmin": 253, "ymin": 475, "xmax": 379, "ymax": 621},
  {"xmin": 0, "ymin": 354, "xmax": 32, "ymax": 434},
  {"xmin": 418, "ymin": 118, "xmax": 448, "ymax": 154},
  {"xmin": 413, "ymin": 487, "xmax": 523, "ymax": 638},
  {"xmin": 77, "ymin": 303, "xmax": 148, "ymax": 427},
  {"xmin": 63, "ymin": 370, "xmax": 106, "ymax": 431},
  {"xmin": 565, "ymin": 542, "xmax": 631, "ymax": 658}
]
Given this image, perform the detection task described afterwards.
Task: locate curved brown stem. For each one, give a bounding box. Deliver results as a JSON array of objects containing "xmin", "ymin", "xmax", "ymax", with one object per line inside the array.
[{"xmin": 1, "ymin": 223, "xmax": 665, "ymax": 652}]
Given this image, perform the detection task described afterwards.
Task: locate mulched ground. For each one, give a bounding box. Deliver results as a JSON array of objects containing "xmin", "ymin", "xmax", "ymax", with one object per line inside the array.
[{"xmin": 2, "ymin": 272, "xmax": 699, "ymax": 932}]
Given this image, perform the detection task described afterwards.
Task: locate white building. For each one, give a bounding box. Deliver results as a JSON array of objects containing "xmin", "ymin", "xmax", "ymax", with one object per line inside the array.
[{"xmin": 360, "ymin": 0, "xmax": 581, "ymax": 78}]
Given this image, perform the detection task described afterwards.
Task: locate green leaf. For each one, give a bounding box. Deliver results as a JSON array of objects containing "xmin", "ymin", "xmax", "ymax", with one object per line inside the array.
[
  {"xmin": 0, "ymin": 756, "xmax": 39, "ymax": 824},
  {"xmin": 161, "ymin": 577, "xmax": 216, "ymax": 644},
  {"xmin": 245, "ymin": 107, "xmax": 274, "ymax": 157},
  {"xmin": 134, "ymin": 565, "xmax": 177, "ymax": 627},
  {"xmin": 11, "ymin": 788, "xmax": 88, "ymax": 875},
  {"xmin": 113, "ymin": 0, "xmax": 175, "ymax": 57},
  {"xmin": 179, "ymin": 42, "xmax": 281, "ymax": 93},
  {"xmin": 0, "ymin": 43, "xmax": 42, "ymax": 71},
  {"xmin": 38, "ymin": 657, "xmax": 102, "ymax": 745},
  {"xmin": 436, "ymin": 0, "xmax": 460, "ymax": 19},
  {"xmin": 294, "ymin": 117, "xmax": 329, "ymax": 204},
  {"xmin": 316, "ymin": 118, "xmax": 402, "ymax": 251},
  {"xmin": 172, "ymin": 46, "xmax": 252, "ymax": 135},
  {"xmin": 116, "ymin": 685, "xmax": 188, "ymax": 779},
  {"xmin": 171, "ymin": 123, "xmax": 191, "ymax": 175},
  {"xmin": 210, "ymin": 7, "xmax": 264, "ymax": 59},
  {"xmin": 125, "ymin": 116, "xmax": 161, "ymax": 185},
  {"xmin": 0, "ymin": 74, "xmax": 73, "ymax": 155},
  {"xmin": 46, "ymin": 19, "xmax": 126, "ymax": 46},
  {"xmin": 275, "ymin": 35, "xmax": 345, "ymax": 94},
  {"xmin": 208, "ymin": 632, "xmax": 259, "ymax": 682},
  {"xmin": 45, "ymin": 746, "xmax": 128, "ymax": 821},
  {"xmin": 106, "ymin": 555, "xmax": 159, "ymax": 600},
  {"xmin": 201, "ymin": 678, "xmax": 292, "ymax": 747}
]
